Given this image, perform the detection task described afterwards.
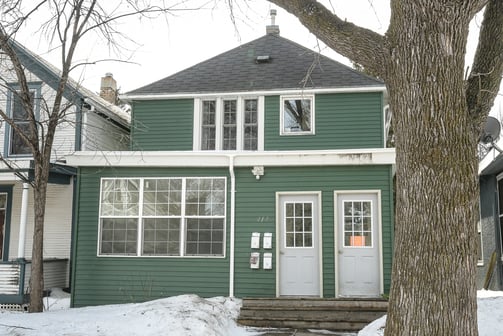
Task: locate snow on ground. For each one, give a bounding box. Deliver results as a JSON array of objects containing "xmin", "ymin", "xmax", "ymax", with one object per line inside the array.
[
  {"xmin": 0, "ymin": 290, "xmax": 259, "ymax": 336},
  {"xmin": 0, "ymin": 290, "xmax": 502, "ymax": 336},
  {"xmin": 358, "ymin": 290, "xmax": 503, "ymax": 336}
]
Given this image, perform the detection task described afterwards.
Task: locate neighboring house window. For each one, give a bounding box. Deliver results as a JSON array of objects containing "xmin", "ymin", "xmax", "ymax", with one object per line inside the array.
[
  {"xmin": 281, "ymin": 95, "xmax": 314, "ymax": 135},
  {"xmin": 8, "ymin": 90, "xmax": 36, "ymax": 156},
  {"xmin": 194, "ymin": 97, "xmax": 263, "ymax": 151},
  {"xmin": 99, "ymin": 177, "xmax": 226, "ymax": 257}
]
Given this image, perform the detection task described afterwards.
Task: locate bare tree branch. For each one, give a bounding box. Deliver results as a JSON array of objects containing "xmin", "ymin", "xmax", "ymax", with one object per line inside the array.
[
  {"xmin": 466, "ymin": 0, "xmax": 503, "ymax": 123},
  {"xmin": 267, "ymin": 0, "xmax": 387, "ymax": 80}
]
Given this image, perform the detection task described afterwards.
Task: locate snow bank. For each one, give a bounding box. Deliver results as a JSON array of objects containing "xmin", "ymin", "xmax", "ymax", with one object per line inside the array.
[
  {"xmin": 358, "ymin": 291, "xmax": 503, "ymax": 336},
  {"xmin": 0, "ymin": 294, "xmax": 257, "ymax": 336}
]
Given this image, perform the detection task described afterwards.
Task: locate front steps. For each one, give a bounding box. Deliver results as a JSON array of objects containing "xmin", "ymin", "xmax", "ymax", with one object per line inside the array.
[{"xmin": 238, "ymin": 298, "xmax": 388, "ymax": 332}]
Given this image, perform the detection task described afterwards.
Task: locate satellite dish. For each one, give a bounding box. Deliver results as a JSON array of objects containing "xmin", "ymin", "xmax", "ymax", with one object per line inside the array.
[{"xmin": 480, "ymin": 116, "xmax": 501, "ymax": 144}]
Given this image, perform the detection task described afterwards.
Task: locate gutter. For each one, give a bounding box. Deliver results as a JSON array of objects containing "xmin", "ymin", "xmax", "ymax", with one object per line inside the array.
[
  {"xmin": 120, "ymin": 86, "xmax": 387, "ymax": 102},
  {"xmin": 228, "ymin": 155, "xmax": 236, "ymax": 297}
]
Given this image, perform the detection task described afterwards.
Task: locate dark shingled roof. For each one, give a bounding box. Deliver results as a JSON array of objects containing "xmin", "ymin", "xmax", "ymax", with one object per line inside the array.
[{"xmin": 128, "ymin": 33, "xmax": 383, "ymax": 96}]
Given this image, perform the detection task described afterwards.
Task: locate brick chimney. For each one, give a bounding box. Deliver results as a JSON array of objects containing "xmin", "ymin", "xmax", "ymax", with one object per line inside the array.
[
  {"xmin": 100, "ymin": 73, "xmax": 118, "ymax": 104},
  {"xmin": 266, "ymin": 9, "xmax": 280, "ymax": 35}
]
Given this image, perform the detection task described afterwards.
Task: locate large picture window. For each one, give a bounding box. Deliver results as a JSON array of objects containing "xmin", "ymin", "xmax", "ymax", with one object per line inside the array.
[
  {"xmin": 99, "ymin": 177, "xmax": 226, "ymax": 257},
  {"xmin": 281, "ymin": 95, "xmax": 314, "ymax": 135}
]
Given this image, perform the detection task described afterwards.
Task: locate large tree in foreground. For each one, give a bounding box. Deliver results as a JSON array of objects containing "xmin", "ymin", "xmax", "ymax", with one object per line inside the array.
[{"xmin": 268, "ymin": 0, "xmax": 503, "ymax": 335}]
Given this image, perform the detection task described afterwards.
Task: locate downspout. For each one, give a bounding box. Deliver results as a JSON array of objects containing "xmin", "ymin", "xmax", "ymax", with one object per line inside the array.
[{"xmin": 228, "ymin": 155, "xmax": 236, "ymax": 297}]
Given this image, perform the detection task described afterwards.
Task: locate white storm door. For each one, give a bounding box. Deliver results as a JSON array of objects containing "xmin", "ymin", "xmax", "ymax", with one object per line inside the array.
[
  {"xmin": 278, "ymin": 194, "xmax": 320, "ymax": 296},
  {"xmin": 337, "ymin": 193, "xmax": 380, "ymax": 297}
]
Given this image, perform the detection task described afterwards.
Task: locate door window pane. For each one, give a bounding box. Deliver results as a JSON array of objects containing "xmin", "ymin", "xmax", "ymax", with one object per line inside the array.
[
  {"xmin": 343, "ymin": 201, "xmax": 372, "ymax": 247},
  {"xmin": 284, "ymin": 201, "xmax": 313, "ymax": 248}
]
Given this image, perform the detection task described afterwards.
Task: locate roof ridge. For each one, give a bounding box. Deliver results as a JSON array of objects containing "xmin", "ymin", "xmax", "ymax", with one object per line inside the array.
[{"xmin": 127, "ymin": 33, "xmax": 383, "ymax": 96}]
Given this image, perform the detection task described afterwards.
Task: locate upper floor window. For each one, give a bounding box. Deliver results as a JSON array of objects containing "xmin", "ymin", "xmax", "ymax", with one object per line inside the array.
[
  {"xmin": 194, "ymin": 97, "xmax": 263, "ymax": 151},
  {"xmin": 5, "ymin": 86, "xmax": 40, "ymax": 157},
  {"xmin": 281, "ymin": 95, "xmax": 314, "ymax": 135}
]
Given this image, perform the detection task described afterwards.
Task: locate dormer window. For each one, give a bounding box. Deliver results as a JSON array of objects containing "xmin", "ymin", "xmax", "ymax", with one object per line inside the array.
[
  {"xmin": 280, "ymin": 95, "xmax": 314, "ymax": 135},
  {"xmin": 194, "ymin": 97, "xmax": 264, "ymax": 151}
]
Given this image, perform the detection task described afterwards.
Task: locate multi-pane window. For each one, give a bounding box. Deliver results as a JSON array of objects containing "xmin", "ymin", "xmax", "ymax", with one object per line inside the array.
[
  {"xmin": 201, "ymin": 101, "xmax": 216, "ymax": 150},
  {"xmin": 343, "ymin": 201, "xmax": 372, "ymax": 247},
  {"xmin": 199, "ymin": 98, "xmax": 258, "ymax": 151},
  {"xmin": 244, "ymin": 99, "xmax": 258, "ymax": 150},
  {"xmin": 223, "ymin": 100, "xmax": 237, "ymax": 150},
  {"xmin": 284, "ymin": 202, "xmax": 313, "ymax": 248},
  {"xmin": 9, "ymin": 91, "xmax": 35, "ymax": 156},
  {"xmin": 99, "ymin": 177, "xmax": 226, "ymax": 257},
  {"xmin": 281, "ymin": 96, "xmax": 314, "ymax": 135}
]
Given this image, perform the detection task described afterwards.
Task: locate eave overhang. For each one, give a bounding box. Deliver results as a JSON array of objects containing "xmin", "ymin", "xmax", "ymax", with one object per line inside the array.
[
  {"xmin": 121, "ymin": 86, "xmax": 387, "ymax": 102},
  {"xmin": 65, "ymin": 148, "xmax": 396, "ymax": 168}
]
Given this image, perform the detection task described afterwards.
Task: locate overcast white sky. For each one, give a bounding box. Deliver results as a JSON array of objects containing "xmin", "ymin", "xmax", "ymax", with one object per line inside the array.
[
  {"xmin": 16, "ymin": 0, "xmax": 392, "ymax": 93},
  {"xmin": 16, "ymin": 0, "xmax": 486, "ymax": 96}
]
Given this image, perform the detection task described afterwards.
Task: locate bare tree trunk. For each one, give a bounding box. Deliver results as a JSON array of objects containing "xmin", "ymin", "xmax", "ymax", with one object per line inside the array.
[
  {"xmin": 29, "ymin": 155, "xmax": 50, "ymax": 312},
  {"xmin": 383, "ymin": 3, "xmax": 479, "ymax": 335}
]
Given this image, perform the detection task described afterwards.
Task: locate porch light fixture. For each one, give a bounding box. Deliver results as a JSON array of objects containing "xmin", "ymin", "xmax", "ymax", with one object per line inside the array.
[{"xmin": 251, "ymin": 166, "xmax": 264, "ymax": 180}]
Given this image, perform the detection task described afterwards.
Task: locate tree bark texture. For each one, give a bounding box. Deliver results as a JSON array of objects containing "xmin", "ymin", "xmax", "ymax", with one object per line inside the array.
[
  {"xmin": 28, "ymin": 146, "xmax": 55, "ymax": 313},
  {"xmin": 384, "ymin": 2, "xmax": 480, "ymax": 334},
  {"xmin": 269, "ymin": 0, "xmax": 503, "ymax": 335}
]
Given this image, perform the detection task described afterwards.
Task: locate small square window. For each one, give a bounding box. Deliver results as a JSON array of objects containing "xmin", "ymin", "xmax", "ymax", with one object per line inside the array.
[{"xmin": 281, "ymin": 96, "xmax": 314, "ymax": 135}]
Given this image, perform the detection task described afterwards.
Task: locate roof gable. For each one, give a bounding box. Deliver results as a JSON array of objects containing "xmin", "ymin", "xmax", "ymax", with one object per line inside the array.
[
  {"xmin": 127, "ymin": 34, "xmax": 383, "ymax": 96},
  {"xmin": 6, "ymin": 40, "xmax": 130, "ymax": 127}
]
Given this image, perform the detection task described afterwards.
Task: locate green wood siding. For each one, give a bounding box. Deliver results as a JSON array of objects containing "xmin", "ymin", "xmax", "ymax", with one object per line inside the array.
[
  {"xmin": 72, "ymin": 165, "xmax": 393, "ymax": 306},
  {"xmin": 131, "ymin": 99, "xmax": 193, "ymax": 151},
  {"xmin": 232, "ymin": 165, "xmax": 393, "ymax": 298},
  {"xmin": 71, "ymin": 167, "xmax": 230, "ymax": 307},
  {"xmin": 264, "ymin": 92, "xmax": 384, "ymax": 150}
]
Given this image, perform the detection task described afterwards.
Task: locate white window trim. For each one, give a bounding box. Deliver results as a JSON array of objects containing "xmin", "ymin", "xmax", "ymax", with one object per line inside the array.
[
  {"xmin": 193, "ymin": 96, "xmax": 264, "ymax": 151},
  {"xmin": 97, "ymin": 177, "xmax": 227, "ymax": 258},
  {"xmin": 280, "ymin": 94, "xmax": 315, "ymax": 136}
]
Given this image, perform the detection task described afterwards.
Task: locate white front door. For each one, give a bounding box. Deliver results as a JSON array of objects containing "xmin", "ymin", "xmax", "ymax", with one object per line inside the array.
[
  {"xmin": 278, "ymin": 194, "xmax": 321, "ymax": 296},
  {"xmin": 336, "ymin": 192, "xmax": 380, "ymax": 297}
]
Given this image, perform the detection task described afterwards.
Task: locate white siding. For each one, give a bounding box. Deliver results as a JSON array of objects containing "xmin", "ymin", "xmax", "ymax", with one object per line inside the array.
[
  {"xmin": 24, "ymin": 259, "xmax": 69, "ymax": 290},
  {"xmin": 7, "ymin": 181, "xmax": 73, "ymax": 260},
  {"xmin": 81, "ymin": 110, "xmax": 129, "ymax": 151},
  {"xmin": 0, "ymin": 57, "xmax": 78, "ymax": 160}
]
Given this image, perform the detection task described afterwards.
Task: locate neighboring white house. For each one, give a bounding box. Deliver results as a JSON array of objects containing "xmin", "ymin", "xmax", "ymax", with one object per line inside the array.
[{"xmin": 0, "ymin": 40, "xmax": 130, "ymax": 305}]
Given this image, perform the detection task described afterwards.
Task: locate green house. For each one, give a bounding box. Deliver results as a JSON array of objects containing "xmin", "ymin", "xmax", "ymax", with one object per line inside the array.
[{"xmin": 67, "ymin": 22, "xmax": 395, "ymax": 307}]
